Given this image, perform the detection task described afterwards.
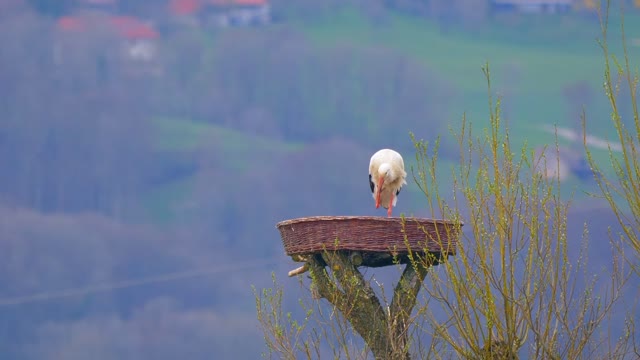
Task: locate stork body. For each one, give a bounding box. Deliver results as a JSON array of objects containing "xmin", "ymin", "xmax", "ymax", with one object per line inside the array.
[{"xmin": 369, "ymin": 149, "xmax": 407, "ymax": 217}]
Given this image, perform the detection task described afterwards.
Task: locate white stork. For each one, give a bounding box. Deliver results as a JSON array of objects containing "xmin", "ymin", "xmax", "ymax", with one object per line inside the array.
[{"xmin": 369, "ymin": 149, "xmax": 407, "ymax": 217}]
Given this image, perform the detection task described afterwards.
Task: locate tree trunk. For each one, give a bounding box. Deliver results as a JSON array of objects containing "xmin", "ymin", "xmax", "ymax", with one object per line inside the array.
[{"xmin": 307, "ymin": 252, "xmax": 431, "ymax": 360}]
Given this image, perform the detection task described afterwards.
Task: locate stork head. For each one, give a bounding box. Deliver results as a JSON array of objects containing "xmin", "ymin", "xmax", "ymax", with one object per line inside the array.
[{"xmin": 378, "ymin": 163, "xmax": 393, "ymax": 181}]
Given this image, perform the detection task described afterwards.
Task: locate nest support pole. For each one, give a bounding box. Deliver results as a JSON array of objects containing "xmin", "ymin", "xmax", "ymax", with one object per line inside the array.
[
  {"xmin": 277, "ymin": 216, "xmax": 462, "ymax": 359},
  {"xmin": 307, "ymin": 251, "xmax": 433, "ymax": 360}
]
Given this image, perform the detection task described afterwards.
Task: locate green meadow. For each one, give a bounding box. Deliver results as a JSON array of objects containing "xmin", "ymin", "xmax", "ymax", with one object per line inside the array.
[{"xmin": 147, "ymin": 9, "xmax": 640, "ymax": 221}]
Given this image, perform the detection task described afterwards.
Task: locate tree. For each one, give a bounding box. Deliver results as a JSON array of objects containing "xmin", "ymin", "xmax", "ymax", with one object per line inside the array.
[
  {"xmin": 586, "ymin": 1, "xmax": 640, "ymax": 281},
  {"xmin": 409, "ymin": 67, "xmax": 624, "ymax": 359},
  {"xmin": 26, "ymin": 0, "xmax": 74, "ymax": 16},
  {"xmin": 0, "ymin": 14, "xmax": 155, "ymax": 217},
  {"xmin": 256, "ymin": 64, "xmax": 627, "ymax": 359},
  {"xmin": 585, "ymin": 9, "xmax": 640, "ymax": 354},
  {"xmin": 209, "ymin": 28, "xmax": 453, "ymax": 148},
  {"xmin": 564, "ymin": 81, "xmax": 594, "ymax": 127},
  {"xmin": 304, "ymin": 252, "xmax": 433, "ymax": 360}
]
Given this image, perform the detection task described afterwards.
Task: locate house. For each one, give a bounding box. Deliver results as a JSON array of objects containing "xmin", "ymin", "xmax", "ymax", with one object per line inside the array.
[
  {"xmin": 75, "ymin": 0, "xmax": 118, "ymax": 14},
  {"xmin": 491, "ymin": 0, "xmax": 575, "ymax": 14},
  {"xmin": 54, "ymin": 14, "xmax": 161, "ymax": 76},
  {"xmin": 169, "ymin": 0, "xmax": 271, "ymax": 27},
  {"xmin": 170, "ymin": 0, "xmax": 199, "ymax": 15},
  {"xmin": 205, "ymin": 0, "xmax": 271, "ymax": 27}
]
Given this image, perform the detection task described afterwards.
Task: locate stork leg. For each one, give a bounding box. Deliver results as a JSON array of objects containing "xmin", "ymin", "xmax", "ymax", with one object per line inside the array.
[
  {"xmin": 387, "ymin": 194, "xmax": 394, "ymax": 217},
  {"xmin": 376, "ymin": 177, "xmax": 385, "ymax": 209}
]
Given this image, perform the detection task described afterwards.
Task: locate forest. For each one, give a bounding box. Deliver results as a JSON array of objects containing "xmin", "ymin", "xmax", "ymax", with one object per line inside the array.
[{"xmin": 1, "ymin": 0, "xmax": 640, "ymax": 358}]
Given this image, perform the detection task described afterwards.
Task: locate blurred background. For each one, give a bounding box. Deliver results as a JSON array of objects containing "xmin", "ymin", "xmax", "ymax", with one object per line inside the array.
[{"xmin": 0, "ymin": 0, "xmax": 639, "ymax": 358}]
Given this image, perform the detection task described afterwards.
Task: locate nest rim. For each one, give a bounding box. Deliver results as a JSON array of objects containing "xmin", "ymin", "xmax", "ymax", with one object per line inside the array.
[
  {"xmin": 277, "ymin": 215, "xmax": 463, "ymax": 227},
  {"xmin": 277, "ymin": 215, "xmax": 463, "ymax": 267}
]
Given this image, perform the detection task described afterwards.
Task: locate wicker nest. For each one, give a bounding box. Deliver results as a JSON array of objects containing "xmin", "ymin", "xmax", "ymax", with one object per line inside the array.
[{"xmin": 277, "ymin": 216, "xmax": 463, "ymax": 267}]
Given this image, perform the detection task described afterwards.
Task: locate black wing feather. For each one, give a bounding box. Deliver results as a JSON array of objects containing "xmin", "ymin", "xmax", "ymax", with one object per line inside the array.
[
  {"xmin": 369, "ymin": 174, "xmax": 374, "ymax": 193},
  {"xmin": 396, "ymin": 187, "xmax": 402, "ymax": 196}
]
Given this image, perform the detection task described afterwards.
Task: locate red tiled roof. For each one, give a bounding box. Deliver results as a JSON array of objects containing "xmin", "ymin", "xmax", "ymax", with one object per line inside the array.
[
  {"xmin": 110, "ymin": 16, "xmax": 159, "ymax": 39},
  {"xmin": 58, "ymin": 16, "xmax": 87, "ymax": 31},
  {"xmin": 210, "ymin": 0, "xmax": 268, "ymax": 4},
  {"xmin": 56, "ymin": 15, "xmax": 159, "ymax": 40},
  {"xmin": 170, "ymin": 0, "xmax": 199, "ymax": 15}
]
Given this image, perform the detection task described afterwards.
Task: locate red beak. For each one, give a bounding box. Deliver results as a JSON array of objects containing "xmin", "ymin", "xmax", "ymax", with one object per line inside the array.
[{"xmin": 375, "ymin": 176, "xmax": 384, "ymax": 209}]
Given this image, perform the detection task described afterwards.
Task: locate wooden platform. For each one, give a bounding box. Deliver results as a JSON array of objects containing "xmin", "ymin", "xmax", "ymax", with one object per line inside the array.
[{"xmin": 276, "ymin": 216, "xmax": 463, "ymax": 268}]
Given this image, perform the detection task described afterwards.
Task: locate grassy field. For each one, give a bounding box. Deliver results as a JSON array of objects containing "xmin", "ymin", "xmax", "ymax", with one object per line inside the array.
[
  {"xmin": 299, "ymin": 9, "xmax": 640, "ymax": 146},
  {"xmin": 146, "ymin": 117, "xmax": 304, "ymax": 221},
  {"xmin": 145, "ymin": 9, "xmax": 640, "ymax": 222},
  {"xmin": 301, "ymin": 9, "xmax": 637, "ymax": 183},
  {"xmin": 153, "ymin": 117, "xmax": 303, "ymax": 156}
]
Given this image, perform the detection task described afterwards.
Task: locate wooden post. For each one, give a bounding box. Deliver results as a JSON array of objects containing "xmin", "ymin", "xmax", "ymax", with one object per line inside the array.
[
  {"xmin": 276, "ymin": 216, "xmax": 461, "ymax": 359},
  {"xmin": 307, "ymin": 251, "xmax": 431, "ymax": 360}
]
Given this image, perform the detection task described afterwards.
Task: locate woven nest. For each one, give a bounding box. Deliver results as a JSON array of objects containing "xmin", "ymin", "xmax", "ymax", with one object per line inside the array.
[{"xmin": 277, "ymin": 216, "xmax": 463, "ymax": 267}]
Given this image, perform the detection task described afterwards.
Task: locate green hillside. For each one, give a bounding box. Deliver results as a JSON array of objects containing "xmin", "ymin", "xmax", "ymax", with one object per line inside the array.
[
  {"xmin": 300, "ymin": 9, "xmax": 639, "ymax": 135},
  {"xmin": 147, "ymin": 117, "xmax": 304, "ymax": 222},
  {"xmin": 142, "ymin": 9, "xmax": 639, "ymax": 222}
]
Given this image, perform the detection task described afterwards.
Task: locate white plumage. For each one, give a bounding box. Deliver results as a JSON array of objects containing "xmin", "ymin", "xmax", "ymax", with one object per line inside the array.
[{"xmin": 369, "ymin": 149, "xmax": 407, "ymax": 217}]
